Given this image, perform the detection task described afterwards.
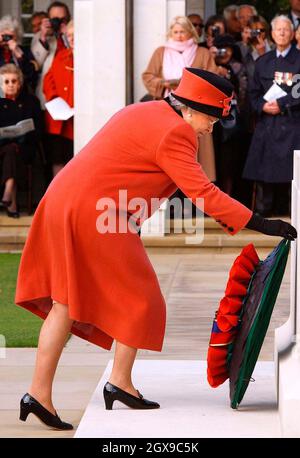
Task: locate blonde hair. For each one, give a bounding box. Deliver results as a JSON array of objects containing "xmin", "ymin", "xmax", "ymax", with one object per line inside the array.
[
  {"xmin": 167, "ymin": 16, "xmax": 199, "ymax": 43},
  {"xmin": 0, "ymin": 15, "xmax": 23, "ymax": 43},
  {"xmin": 0, "ymin": 63, "xmax": 24, "ymax": 87}
]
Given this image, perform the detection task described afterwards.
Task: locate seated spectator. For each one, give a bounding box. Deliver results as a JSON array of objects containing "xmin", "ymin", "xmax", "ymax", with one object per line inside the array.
[
  {"xmin": 200, "ymin": 15, "xmax": 227, "ymax": 50},
  {"xmin": 142, "ymin": 15, "xmax": 218, "ymax": 183},
  {"xmin": 236, "ymin": 4, "xmax": 258, "ymax": 29},
  {"xmin": 223, "ymin": 5, "xmax": 242, "ymax": 41},
  {"xmin": 31, "ymin": 11, "xmax": 48, "ymax": 34},
  {"xmin": 243, "ymin": 15, "xmax": 300, "ymax": 217},
  {"xmin": 43, "ymin": 20, "xmax": 74, "ymax": 178},
  {"xmin": 187, "ymin": 13, "xmax": 204, "ymax": 42},
  {"xmin": 0, "ymin": 15, "xmax": 39, "ymax": 92},
  {"xmin": 31, "ymin": 1, "xmax": 71, "ymax": 108},
  {"xmin": 0, "ymin": 64, "xmax": 43, "ymax": 218}
]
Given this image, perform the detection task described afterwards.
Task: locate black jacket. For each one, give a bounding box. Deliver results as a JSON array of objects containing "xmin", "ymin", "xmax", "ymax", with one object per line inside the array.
[
  {"xmin": 243, "ymin": 46, "xmax": 300, "ymax": 182},
  {"xmin": 0, "ymin": 91, "xmax": 43, "ymax": 163}
]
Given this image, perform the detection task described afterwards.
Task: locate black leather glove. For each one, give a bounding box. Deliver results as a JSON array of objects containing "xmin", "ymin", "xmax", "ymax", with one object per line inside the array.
[{"xmin": 245, "ymin": 214, "xmax": 297, "ymax": 241}]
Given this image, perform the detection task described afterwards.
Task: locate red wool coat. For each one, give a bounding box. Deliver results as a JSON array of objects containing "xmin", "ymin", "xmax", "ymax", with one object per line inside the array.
[
  {"xmin": 43, "ymin": 48, "xmax": 74, "ymax": 140},
  {"xmin": 15, "ymin": 101, "xmax": 252, "ymax": 352}
]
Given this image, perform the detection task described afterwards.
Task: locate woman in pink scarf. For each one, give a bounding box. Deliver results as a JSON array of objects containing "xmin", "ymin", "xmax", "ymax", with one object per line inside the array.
[
  {"xmin": 142, "ymin": 16, "xmax": 218, "ymax": 183},
  {"xmin": 143, "ymin": 16, "xmax": 218, "ymax": 98}
]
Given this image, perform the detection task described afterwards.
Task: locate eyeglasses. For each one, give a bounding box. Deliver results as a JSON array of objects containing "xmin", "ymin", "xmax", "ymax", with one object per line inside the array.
[
  {"xmin": 192, "ymin": 23, "xmax": 204, "ymax": 28},
  {"xmin": 4, "ymin": 78, "xmax": 18, "ymax": 84}
]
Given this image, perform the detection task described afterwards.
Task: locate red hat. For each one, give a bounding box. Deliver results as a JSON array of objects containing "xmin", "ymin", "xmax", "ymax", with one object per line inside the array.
[{"xmin": 172, "ymin": 68, "xmax": 234, "ymax": 119}]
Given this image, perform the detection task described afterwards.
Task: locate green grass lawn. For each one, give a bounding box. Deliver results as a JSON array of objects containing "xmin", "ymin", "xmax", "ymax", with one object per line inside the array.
[{"xmin": 0, "ymin": 253, "xmax": 41, "ymax": 347}]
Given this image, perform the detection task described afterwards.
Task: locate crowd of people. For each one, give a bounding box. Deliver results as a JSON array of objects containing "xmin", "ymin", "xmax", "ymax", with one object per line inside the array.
[
  {"xmin": 0, "ymin": 1, "xmax": 73, "ymax": 218},
  {"xmin": 142, "ymin": 1, "xmax": 300, "ymax": 217},
  {"xmin": 1, "ymin": 1, "xmax": 300, "ymax": 219}
]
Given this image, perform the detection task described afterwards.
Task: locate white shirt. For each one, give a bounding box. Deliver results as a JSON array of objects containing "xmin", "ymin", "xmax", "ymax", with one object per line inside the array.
[{"xmin": 276, "ymin": 45, "xmax": 292, "ymax": 58}]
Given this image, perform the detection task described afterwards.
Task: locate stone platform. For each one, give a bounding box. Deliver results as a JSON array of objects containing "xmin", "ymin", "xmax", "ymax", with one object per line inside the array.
[{"xmin": 75, "ymin": 360, "xmax": 281, "ymax": 438}]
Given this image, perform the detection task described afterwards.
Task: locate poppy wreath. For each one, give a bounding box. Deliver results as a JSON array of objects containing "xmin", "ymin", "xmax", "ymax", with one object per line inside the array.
[{"xmin": 207, "ymin": 244, "xmax": 260, "ymax": 388}]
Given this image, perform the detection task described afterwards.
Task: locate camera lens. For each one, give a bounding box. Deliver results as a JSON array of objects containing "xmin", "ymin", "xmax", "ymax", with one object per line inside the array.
[
  {"xmin": 2, "ymin": 34, "xmax": 13, "ymax": 42},
  {"xmin": 50, "ymin": 17, "xmax": 63, "ymax": 33}
]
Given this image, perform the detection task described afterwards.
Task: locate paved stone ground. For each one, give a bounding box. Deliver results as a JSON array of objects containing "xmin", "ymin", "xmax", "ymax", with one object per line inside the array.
[{"xmin": 0, "ymin": 247, "xmax": 290, "ymax": 438}]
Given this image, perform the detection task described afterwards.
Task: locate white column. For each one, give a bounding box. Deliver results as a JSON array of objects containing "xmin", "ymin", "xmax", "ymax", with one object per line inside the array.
[
  {"xmin": 74, "ymin": 0, "xmax": 126, "ymax": 153},
  {"xmin": 75, "ymin": 0, "xmax": 186, "ymax": 236},
  {"xmin": 134, "ymin": 0, "xmax": 185, "ymax": 236},
  {"xmin": 275, "ymin": 150, "xmax": 300, "ymax": 438}
]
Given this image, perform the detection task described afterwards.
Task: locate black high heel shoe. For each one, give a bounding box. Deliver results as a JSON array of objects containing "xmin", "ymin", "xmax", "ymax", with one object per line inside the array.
[
  {"xmin": 103, "ymin": 382, "xmax": 160, "ymax": 410},
  {"xmin": 6, "ymin": 208, "xmax": 19, "ymax": 218},
  {"xmin": 19, "ymin": 393, "xmax": 73, "ymax": 430}
]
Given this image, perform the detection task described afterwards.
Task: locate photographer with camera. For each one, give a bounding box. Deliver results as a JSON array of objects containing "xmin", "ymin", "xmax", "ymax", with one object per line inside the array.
[
  {"xmin": 200, "ymin": 16, "xmax": 233, "ymax": 79},
  {"xmin": 238, "ymin": 16, "xmax": 273, "ymax": 80},
  {"xmin": 211, "ymin": 34, "xmax": 250, "ymax": 204},
  {"xmin": 31, "ymin": 1, "xmax": 71, "ymax": 108},
  {"xmin": 200, "ymin": 15, "xmax": 226, "ymax": 50},
  {"xmin": 0, "ymin": 15, "xmax": 38, "ymax": 93}
]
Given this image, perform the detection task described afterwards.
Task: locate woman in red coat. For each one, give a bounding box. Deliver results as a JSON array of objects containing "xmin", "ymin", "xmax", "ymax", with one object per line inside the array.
[
  {"xmin": 16, "ymin": 68, "xmax": 296, "ymax": 429},
  {"xmin": 43, "ymin": 20, "xmax": 74, "ymax": 178}
]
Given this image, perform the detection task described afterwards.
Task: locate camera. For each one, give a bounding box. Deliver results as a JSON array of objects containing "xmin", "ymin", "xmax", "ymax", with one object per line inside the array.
[
  {"xmin": 250, "ymin": 29, "xmax": 262, "ymax": 38},
  {"xmin": 211, "ymin": 26, "xmax": 220, "ymax": 38},
  {"xmin": 2, "ymin": 34, "xmax": 13, "ymax": 42},
  {"xmin": 50, "ymin": 17, "xmax": 64, "ymax": 33},
  {"xmin": 216, "ymin": 48, "xmax": 227, "ymax": 57}
]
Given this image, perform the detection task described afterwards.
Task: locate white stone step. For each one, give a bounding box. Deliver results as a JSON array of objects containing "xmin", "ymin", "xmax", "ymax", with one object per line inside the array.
[{"xmin": 74, "ymin": 359, "xmax": 281, "ymax": 438}]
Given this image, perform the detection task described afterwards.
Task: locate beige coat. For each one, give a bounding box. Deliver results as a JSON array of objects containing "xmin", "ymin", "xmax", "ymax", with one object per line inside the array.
[{"xmin": 142, "ymin": 46, "xmax": 218, "ymax": 181}]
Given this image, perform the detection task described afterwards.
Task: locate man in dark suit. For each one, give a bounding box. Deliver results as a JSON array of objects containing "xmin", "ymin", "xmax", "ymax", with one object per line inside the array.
[
  {"xmin": 287, "ymin": 0, "xmax": 300, "ymax": 30},
  {"xmin": 243, "ymin": 15, "xmax": 300, "ymax": 216}
]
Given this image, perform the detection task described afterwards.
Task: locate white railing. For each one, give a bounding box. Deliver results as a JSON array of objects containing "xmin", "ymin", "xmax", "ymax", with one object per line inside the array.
[{"xmin": 275, "ymin": 150, "xmax": 300, "ymax": 438}]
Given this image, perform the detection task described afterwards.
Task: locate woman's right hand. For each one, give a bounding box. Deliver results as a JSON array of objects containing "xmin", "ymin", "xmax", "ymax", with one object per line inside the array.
[
  {"xmin": 40, "ymin": 18, "xmax": 52, "ymax": 42},
  {"xmin": 254, "ymin": 34, "xmax": 266, "ymax": 56},
  {"xmin": 209, "ymin": 45, "xmax": 218, "ymax": 59}
]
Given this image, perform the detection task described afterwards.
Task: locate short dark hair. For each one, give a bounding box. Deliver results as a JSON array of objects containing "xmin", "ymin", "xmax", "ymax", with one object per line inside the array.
[
  {"xmin": 31, "ymin": 11, "xmax": 48, "ymax": 21},
  {"xmin": 204, "ymin": 15, "xmax": 227, "ymax": 34},
  {"xmin": 47, "ymin": 1, "xmax": 71, "ymax": 22}
]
